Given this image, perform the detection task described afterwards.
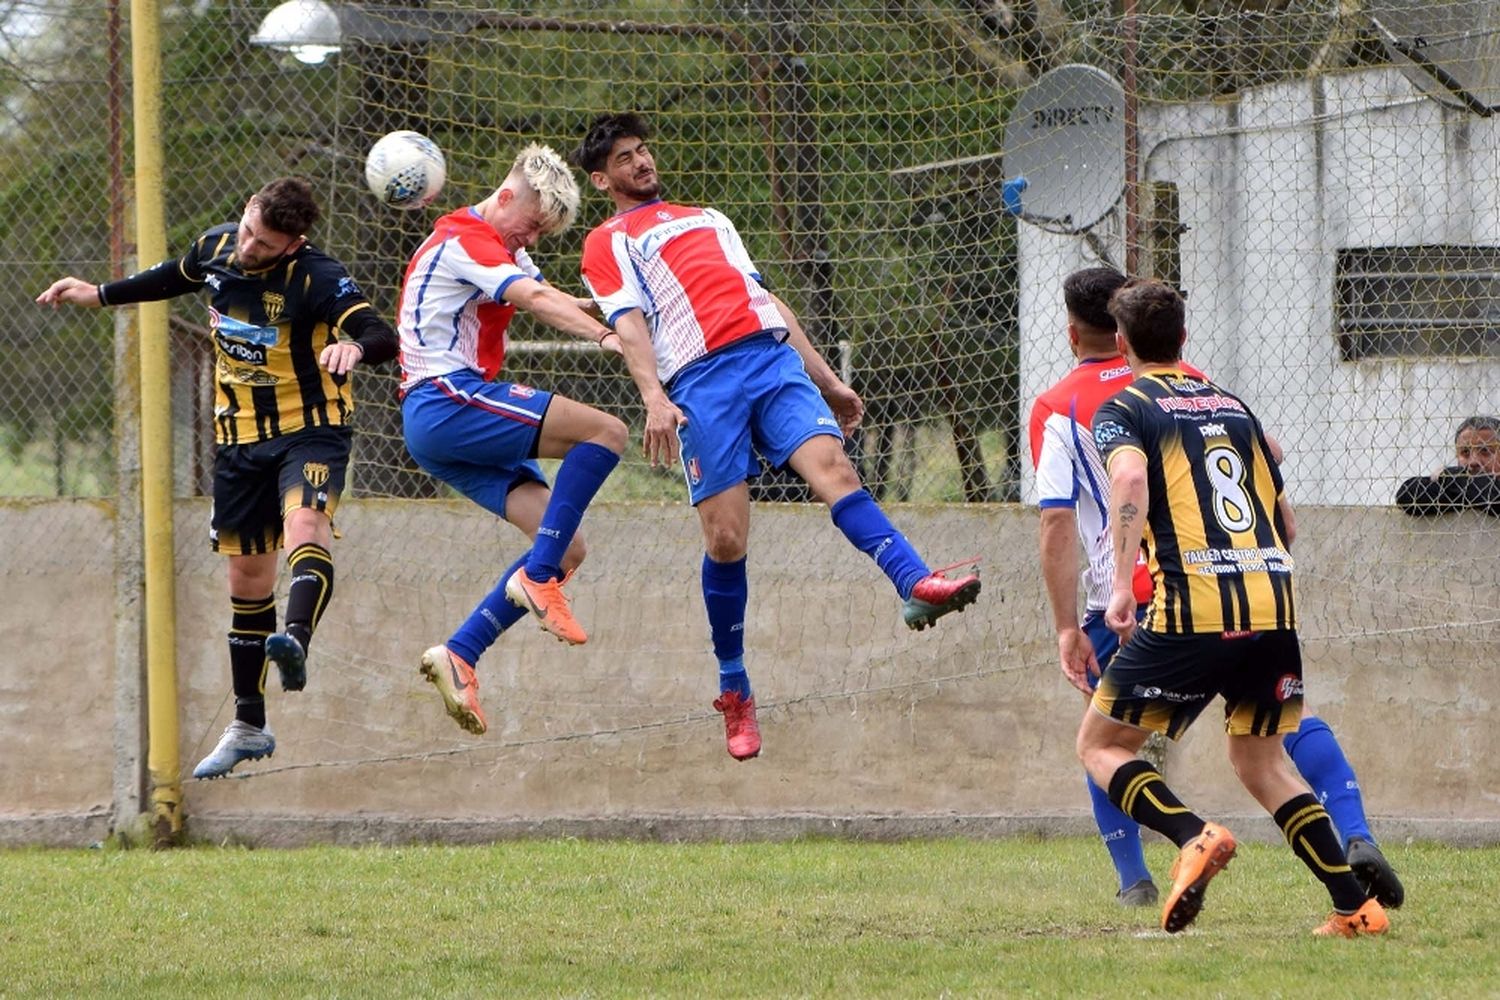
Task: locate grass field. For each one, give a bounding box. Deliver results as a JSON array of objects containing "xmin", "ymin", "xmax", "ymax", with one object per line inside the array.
[{"xmin": 2, "ymin": 837, "xmax": 1492, "ymax": 998}]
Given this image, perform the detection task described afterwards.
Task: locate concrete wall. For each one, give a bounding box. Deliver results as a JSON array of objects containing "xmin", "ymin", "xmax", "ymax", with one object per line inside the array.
[
  {"xmin": 2, "ymin": 498, "xmax": 1497, "ymax": 846},
  {"xmin": 1018, "ymin": 67, "xmax": 1500, "ymax": 508}
]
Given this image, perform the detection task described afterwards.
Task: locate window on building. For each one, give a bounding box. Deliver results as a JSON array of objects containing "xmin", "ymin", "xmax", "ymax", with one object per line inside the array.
[{"xmin": 1335, "ymin": 245, "xmax": 1500, "ymax": 360}]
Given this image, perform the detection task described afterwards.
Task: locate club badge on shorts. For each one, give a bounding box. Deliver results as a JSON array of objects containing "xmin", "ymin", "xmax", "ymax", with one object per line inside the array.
[
  {"xmin": 303, "ymin": 462, "xmax": 330, "ymax": 488},
  {"xmin": 686, "ymin": 456, "xmax": 702, "ymax": 485}
]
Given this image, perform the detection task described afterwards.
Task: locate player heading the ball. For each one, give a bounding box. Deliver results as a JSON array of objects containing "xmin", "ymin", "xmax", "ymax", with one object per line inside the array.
[
  {"xmin": 396, "ymin": 143, "xmax": 627, "ymax": 737},
  {"xmin": 574, "ymin": 112, "xmax": 981, "ymax": 762},
  {"xmin": 37, "ymin": 176, "xmax": 400, "ymax": 779}
]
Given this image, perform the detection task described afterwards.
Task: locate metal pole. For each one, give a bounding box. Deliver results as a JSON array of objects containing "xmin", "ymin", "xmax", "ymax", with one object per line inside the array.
[
  {"xmin": 107, "ymin": 0, "xmax": 148, "ymax": 838},
  {"xmin": 129, "ymin": 0, "xmax": 182, "ymax": 844}
]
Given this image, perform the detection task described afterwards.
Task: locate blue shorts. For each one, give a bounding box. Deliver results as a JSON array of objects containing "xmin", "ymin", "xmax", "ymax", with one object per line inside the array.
[
  {"xmin": 1081, "ymin": 608, "xmax": 1146, "ymax": 691},
  {"xmin": 670, "ymin": 334, "xmax": 842, "ymax": 504},
  {"xmin": 401, "ymin": 371, "xmax": 549, "ymax": 518}
]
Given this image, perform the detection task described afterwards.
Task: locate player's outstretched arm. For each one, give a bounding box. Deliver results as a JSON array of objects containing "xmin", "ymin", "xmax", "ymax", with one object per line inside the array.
[
  {"xmin": 769, "ymin": 292, "xmax": 863, "ymax": 433},
  {"xmin": 504, "ymin": 277, "xmax": 620, "ymax": 354},
  {"xmin": 36, "ymin": 276, "xmax": 103, "ymax": 309}
]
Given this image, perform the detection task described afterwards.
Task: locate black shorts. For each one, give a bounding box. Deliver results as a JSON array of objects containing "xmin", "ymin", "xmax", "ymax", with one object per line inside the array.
[
  {"xmin": 210, "ymin": 426, "xmax": 352, "ymax": 556},
  {"xmin": 1090, "ymin": 629, "xmax": 1304, "ymax": 740}
]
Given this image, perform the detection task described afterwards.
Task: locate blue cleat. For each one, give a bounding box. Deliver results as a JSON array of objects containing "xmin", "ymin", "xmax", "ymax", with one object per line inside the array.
[
  {"xmin": 192, "ymin": 720, "xmax": 275, "ymax": 780},
  {"xmin": 265, "ymin": 632, "xmax": 307, "ymax": 692}
]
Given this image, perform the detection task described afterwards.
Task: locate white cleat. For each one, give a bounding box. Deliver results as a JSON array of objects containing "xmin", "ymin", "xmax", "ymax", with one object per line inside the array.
[{"xmin": 192, "ymin": 720, "xmax": 275, "ymax": 780}]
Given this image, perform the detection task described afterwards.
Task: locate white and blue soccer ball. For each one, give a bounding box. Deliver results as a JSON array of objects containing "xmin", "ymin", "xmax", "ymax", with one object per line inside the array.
[{"xmin": 364, "ymin": 130, "xmax": 446, "ymax": 210}]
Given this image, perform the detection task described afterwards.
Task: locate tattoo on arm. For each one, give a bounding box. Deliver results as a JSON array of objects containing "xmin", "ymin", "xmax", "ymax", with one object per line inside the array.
[{"xmin": 1115, "ymin": 501, "xmax": 1139, "ymax": 556}]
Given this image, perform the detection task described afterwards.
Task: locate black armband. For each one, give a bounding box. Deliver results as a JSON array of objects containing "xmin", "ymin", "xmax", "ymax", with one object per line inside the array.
[
  {"xmin": 98, "ymin": 259, "xmax": 201, "ymax": 306},
  {"xmin": 340, "ymin": 307, "xmax": 399, "ymax": 367}
]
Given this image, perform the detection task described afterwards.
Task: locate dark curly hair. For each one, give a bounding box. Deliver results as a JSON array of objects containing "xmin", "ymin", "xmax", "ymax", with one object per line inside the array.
[{"xmin": 573, "ymin": 112, "xmax": 651, "ymax": 174}]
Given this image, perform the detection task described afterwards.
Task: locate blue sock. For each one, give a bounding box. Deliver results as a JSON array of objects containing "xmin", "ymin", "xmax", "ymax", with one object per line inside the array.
[
  {"xmin": 1284, "ymin": 715, "xmax": 1373, "ymax": 846},
  {"xmin": 718, "ymin": 656, "xmax": 751, "ymax": 699},
  {"xmin": 828, "ymin": 489, "xmax": 929, "ymax": 599},
  {"xmin": 702, "ymin": 555, "xmax": 750, "ymax": 696},
  {"xmin": 448, "ymin": 552, "xmax": 530, "ymax": 667},
  {"xmin": 1086, "ymin": 773, "xmax": 1152, "ymax": 890},
  {"xmin": 525, "ymin": 441, "xmax": 619, "ymax": 582}
]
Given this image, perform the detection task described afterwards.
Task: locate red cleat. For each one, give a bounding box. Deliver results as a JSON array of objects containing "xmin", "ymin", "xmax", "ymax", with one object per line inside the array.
[
  {"xmin": 713, "ymin": 691, "xmax": 761, "ymax": 760},
  {"xmin": 903, "ymin": 561, "xmax": 982, "ymax": 631}
]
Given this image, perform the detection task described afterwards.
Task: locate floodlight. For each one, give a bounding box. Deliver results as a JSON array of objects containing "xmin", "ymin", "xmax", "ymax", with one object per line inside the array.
[{"xmin": 250, "ymin": 0, "xmax": 343, "ymax": 65}]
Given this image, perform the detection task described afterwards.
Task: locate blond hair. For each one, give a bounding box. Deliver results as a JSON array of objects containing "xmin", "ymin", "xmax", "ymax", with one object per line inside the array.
[{"xmin": 508, "ymin": 143, "xmax": 579, "ymax": 235}]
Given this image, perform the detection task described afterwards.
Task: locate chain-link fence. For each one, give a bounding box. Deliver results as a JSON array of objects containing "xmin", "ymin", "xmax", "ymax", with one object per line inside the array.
[{"xmin": 5, "ymin": 0, "xmax": 1497, "ymax": 511}]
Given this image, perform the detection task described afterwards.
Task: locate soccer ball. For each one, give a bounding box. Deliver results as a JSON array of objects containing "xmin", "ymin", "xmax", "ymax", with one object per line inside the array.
[{"xmin": 364, "ymin": 130, "xmax": 446, "ymax": 210}]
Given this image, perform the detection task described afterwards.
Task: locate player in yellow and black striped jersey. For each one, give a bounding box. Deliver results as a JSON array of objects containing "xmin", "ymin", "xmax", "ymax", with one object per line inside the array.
[
  {"xmin": 37, "ymin": 177, "xmax": 398, "ymax": 781},
  {"xmin": 1072, "ymin": 279, "xmax": 1388, "ymax": 938},
  {"xmin": 1094, "ymin": 369, "xmax": 1294, "ymax": 636}
]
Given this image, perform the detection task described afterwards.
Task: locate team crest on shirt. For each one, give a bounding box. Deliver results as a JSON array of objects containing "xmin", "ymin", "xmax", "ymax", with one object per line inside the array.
[
  {"xmin": 508, "ymin": 384, "xmax": 536, "ymax": 399},
  {"xmin": 303, "ymin": 462, "xmax": 330, "ymax": 488},
  {"xmin": 686, "ymin": 456, "xmax": 702, "ymax": 485},
  {"xmin": 657, "ymin": 210, "xmax": 673, "ymax": 222},
  {"xmin": 261, "ymin": 292, "xmax": 285, "ymax": 324}
]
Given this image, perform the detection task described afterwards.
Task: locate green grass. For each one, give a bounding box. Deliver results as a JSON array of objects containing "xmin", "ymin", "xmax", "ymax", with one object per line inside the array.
[{"xmin": 0, "ymin": 838, "xmax": 1489, "ymax": 998}]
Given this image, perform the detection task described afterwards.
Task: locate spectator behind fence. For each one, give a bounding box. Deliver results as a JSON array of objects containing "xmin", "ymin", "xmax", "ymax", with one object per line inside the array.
[{"xmin": 1395, "ymin": 416, "xmax": 1500, "ymax": 517}]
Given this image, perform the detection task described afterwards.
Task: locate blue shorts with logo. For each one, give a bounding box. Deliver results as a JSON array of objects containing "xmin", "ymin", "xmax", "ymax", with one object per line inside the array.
[
  {"xmin": 670, "ymin": 333, "xmax": 842, "ymax": 505},
  {"xmin": 1081, "ymin": 608, "xmax": 1144, "ymax": 691},
  {"xmin": 401, "ymin": 370, "xmax": 549, "ymax": 518}
]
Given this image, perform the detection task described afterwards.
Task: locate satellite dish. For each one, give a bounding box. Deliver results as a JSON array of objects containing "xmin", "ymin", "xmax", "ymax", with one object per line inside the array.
[
  {"xmin": 1367, "ymin": 0, "xmax": 1500, "ymax": 115},
  {"xmin": 1000, "ymin": 64, "xmax": 1126, "ymax": 234}
]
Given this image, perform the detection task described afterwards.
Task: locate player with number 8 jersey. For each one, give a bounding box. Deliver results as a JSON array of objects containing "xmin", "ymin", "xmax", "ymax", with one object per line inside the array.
[
  {"xmin": 1092, "ymin": 367, "xmax": 1293, "ymax": 635},
  {"xmin": 1078, "ymin": 279, "xmax": 1387, "ymax": 939}
]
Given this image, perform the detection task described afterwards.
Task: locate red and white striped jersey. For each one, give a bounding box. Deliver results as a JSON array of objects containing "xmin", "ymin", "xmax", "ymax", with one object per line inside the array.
[
  {"xmin": 1029, "ymin": 355, "xmax": 1204, "ymax": 611},
  {"xmin": 579, "ymin": 201, "xmax": 787, "ymax": 384},
  {"xmin": 397, "ymin": 207, "xmax": 526, "ymax": 392}
]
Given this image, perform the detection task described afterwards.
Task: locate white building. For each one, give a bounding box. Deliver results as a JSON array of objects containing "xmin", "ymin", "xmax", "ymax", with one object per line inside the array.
[{"xmin": 1019, "ymin": 68, "xmax": 1500, "ymax": 506}]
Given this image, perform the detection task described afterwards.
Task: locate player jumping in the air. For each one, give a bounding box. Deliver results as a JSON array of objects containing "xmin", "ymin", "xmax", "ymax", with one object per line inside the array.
[
  {"xmin": 38, "ymin": 177, "xmax": 399, "ymax": 778},
  {"xmin": 574, "ymin": 112, "xmax": 980, "ymax": 761},
  {"xmin": 397, "ymin": 144, "xmax": 626, "ymax": 736}
]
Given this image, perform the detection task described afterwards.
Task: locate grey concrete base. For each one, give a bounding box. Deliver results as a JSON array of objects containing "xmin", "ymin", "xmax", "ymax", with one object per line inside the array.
[
  {"xmin": 183, "ymin": 812, "xmax": 1500, "ymax": 849},
  {"xmin": 11, "ymin": 808, "xmax": 1498, "ymax": 850},
  {"xmin": 0, "ymin": 810, "xmax": 112, "ymax": 848}
]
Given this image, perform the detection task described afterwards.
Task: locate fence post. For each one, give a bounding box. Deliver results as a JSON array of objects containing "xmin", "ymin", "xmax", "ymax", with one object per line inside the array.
[{"xmin": 129, "ymin": 0, "xmax": 182, "ymax": 845}]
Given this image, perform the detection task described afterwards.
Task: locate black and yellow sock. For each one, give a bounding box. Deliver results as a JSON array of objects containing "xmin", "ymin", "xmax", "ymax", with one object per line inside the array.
[
  {"xmin": 229, "ymin": 594, "xmax": 275, "ymax": 730},
  {"xmin": 1275, "ymin": 793, "xmax": 1367, "ymax": 912},
  {"xmin": 284, "ymin": 542, "xmax": 334, "ymax": 651},
  {"xmin": 1108, "ymin": 758, "xmax": 1207, "ymax": 847}
]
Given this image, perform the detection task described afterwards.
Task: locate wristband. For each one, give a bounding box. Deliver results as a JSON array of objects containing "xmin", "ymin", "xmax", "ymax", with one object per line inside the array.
[{"xmin": 598, "ymin": 330, "xmax": 617, "ymax": 345}]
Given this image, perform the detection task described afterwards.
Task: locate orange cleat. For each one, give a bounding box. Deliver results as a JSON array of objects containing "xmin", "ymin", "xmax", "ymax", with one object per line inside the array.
[
  {"xmin": 419, "ymin": 645, "xmax": 488, "ymax": 735},
  {"xmin": 1161, "ymin": 822, "xmax": 1238, "ymax": 933},
  {"xmin": 505, "ymin": 567, "xmax": 588, "ymax": 645},
  {"xmin": 1313, "ymin": 898, "xmax": 1389, "ymax": 938},
  {"xmin": 713, "ymin": 691, "xmax": 761, "ymax": 761}
]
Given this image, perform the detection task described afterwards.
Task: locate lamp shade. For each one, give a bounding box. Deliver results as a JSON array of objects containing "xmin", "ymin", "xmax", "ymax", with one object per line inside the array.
[{"xmin": 249, "ymin": 0, "xmax": 343, "ymax": 64}]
